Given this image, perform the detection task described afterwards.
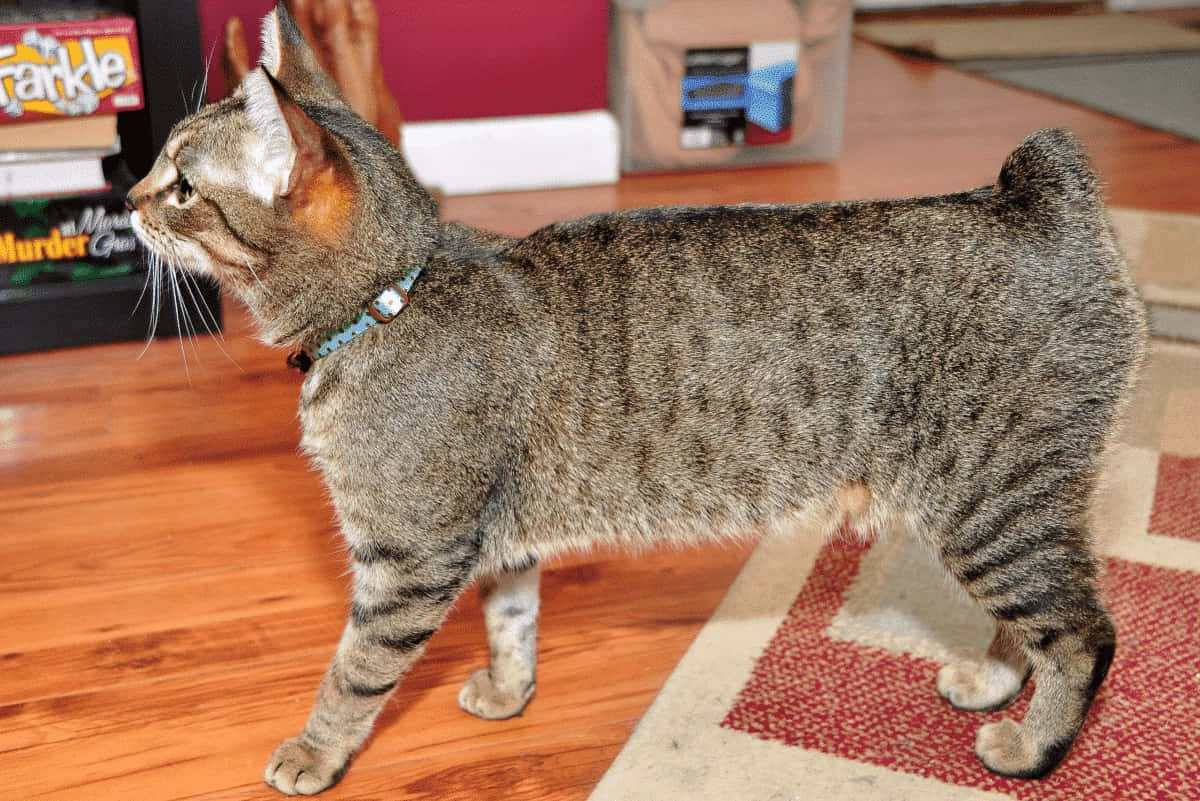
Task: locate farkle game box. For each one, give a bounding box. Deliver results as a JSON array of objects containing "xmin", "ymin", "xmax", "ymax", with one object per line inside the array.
[{"xmin": 0, "ymin": 14, "xmax": 143, "ymax": 122}]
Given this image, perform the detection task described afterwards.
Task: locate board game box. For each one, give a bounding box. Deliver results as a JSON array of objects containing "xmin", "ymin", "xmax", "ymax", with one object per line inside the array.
[{"xmin": 0, "ymin": 15, "xmax": 144, "ymax": 123}]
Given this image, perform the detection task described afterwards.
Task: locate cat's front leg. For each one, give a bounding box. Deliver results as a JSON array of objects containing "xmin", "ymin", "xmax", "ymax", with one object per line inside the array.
[
  {"xmin": 458, "ymin": 559, "xmax": 541, "ymax": 720},
  {"xmin": 264, "ymin": 534, "xmax": 479, "ymax": 795}
]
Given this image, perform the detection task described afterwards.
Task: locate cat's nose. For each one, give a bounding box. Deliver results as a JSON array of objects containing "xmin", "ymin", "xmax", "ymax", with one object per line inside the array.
[{"xmin": 126, "ymin": 174, "xmax": 155, "ymax": 212}]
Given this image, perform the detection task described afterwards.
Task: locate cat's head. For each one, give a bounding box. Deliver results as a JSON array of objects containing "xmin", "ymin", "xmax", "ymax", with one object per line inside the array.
[{"xmin": 128, "ymin": 1, "xmax": 438, "ymax": 348}]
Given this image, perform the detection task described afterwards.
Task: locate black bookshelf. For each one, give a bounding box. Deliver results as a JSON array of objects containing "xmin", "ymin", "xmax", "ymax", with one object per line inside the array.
[
  {"xmin": 119, "ymin": 0, "xmax": 208, "ymax": 177},
  {"xmin": 0, "ymin": 0, "xmax": 222, "ymax": 356}
]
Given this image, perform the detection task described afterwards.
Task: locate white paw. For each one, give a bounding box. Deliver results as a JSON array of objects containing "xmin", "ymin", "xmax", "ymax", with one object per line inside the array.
[
  {"xmin": 975, "ymin": 719, "xmax": 1045, "ymax": 778},
  {"xmin": 457, "ymin": 668, "xmax": 534, "ymax": 720},
  {"xmin": 937, "ymin": 658, "xmax": 1024, "ymax": 711}
]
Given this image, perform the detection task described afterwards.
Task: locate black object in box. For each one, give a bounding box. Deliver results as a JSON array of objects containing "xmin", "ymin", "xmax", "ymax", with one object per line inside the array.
[{"xmin": 0, "ymin": 185, "xmax": 220, "ymax": 355}]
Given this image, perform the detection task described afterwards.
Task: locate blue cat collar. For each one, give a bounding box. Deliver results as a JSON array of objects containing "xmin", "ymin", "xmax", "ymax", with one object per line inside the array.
[{"xmin": 297, "ymin": 265, "xmax": 422, "ymax": 369}]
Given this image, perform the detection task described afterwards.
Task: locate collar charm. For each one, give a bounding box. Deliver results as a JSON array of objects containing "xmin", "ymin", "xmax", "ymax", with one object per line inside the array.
[{"xmin": 288, "ymin": 264, "xmax": 422, "ymax": 373}]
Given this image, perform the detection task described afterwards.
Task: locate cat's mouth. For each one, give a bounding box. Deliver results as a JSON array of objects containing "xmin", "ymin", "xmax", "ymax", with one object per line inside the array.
[
  {"xmin": 130, "ymin": 211, "xmax": 225, "ymax": 288},
  {"xmin": 126, "ymin": 209, "xmax": 229, "ymax": 360},
  {"xmin": 131, "ymin": 211, "xmax": 200, "ymax": 273}
]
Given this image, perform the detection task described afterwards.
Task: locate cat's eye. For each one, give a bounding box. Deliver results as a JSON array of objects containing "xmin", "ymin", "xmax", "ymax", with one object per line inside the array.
[{"xmin": 176, "ymin": 174, "xmax": 196, "ymax": 203}]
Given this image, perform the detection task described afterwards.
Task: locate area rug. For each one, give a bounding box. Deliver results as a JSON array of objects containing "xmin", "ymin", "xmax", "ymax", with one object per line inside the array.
[
  {"xmin": 590, "ymin": 339, "xmax": 1200, "ymax": 801},
  {"xmin": 1111, "ymin": 207, "xmax": 1200, "ymax": 342},
  {"xmin": 977, "ymin": 54, "xmax": 1200, "ymax": 142},
  {"xmin": 855, "ymin": 16, "xmax": 1200, "ymax": 139}
]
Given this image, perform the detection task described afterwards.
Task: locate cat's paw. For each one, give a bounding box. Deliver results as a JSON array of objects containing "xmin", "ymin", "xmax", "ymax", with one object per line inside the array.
[
  {"xmin": 937, "ymin": 657, "xmax": 1025, "ymax": 712},
  {"xmin": 264, "ymin": 736, "xmax": 347, "ymax": 796},
  {"xmin": 457, "ymin": 668, "xmax": 534, "ymax": 720},
  {"xmin": 975, "ymin": 719, "xmax": 1061, "ymax": 779}
]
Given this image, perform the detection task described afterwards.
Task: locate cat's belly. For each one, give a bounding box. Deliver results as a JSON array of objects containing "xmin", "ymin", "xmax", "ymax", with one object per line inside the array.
[{"xmin": 502, "ymin": 475, "xmax": 896, "ymax": 564}]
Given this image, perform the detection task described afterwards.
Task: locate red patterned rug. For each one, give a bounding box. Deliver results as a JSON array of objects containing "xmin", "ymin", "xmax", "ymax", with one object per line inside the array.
[{"xmin": 591, "ymin": 340, "xmax": 1200, "ymax": 801}]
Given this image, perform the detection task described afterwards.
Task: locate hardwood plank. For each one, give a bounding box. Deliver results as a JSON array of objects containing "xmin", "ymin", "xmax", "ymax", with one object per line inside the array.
[
  {"xmin": 173, "ymin": 722, "xmax": 634, "ymax": 801},
  {"xmin": 0, "ymin": 354, "xmax": 302, "ymax": 487},
  {"xmin": 0, "ymin": 569, "xmax": 342, "ymax": 706},
  {"xmin": 0, "ymin": 456, "xmax": 331, "ymax": 596},
  {"xmin": 1, "ymin": 546, "xmax": 747, "ymax": 801}
]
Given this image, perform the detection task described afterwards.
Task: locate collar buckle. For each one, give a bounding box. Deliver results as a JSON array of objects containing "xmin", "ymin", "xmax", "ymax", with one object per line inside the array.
[
  {"xmin": 365, "ymin": 282, "xmax": 410, "ymax": 324},
  {"xmin": 287, "ymin": 350, "xmax": 313, "ymax": 373}
]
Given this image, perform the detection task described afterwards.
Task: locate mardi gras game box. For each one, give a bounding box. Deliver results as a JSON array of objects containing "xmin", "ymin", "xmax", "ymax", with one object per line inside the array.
[
  {"xmin": 0, "ymin": 189, "xmax": 137, "ymax": 289},
  {"xmin": 0, "ymin": 15, "xmax": 144, "ymax": 121},
  {"xmin": 0, "ymin": 186, "xmax": 221, "ymax": 355}
]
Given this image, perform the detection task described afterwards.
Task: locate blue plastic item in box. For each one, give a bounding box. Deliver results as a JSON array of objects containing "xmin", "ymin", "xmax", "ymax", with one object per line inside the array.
[
  {"xmin": 681, "ymin": 74, "xmax": 748, "ymax": 112},
  {"xmin": 680, "ymin": 61, "xmax": 797, "ymax": 132},
  {"xmin": 746, "ymin": 60, "xmax": 797, "ymax": 133}
]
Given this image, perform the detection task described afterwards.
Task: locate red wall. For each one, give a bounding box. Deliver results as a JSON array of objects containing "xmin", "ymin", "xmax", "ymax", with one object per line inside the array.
[{"xmin": 197, "ymin": 1, "xmax": 609, "ymax": 122}]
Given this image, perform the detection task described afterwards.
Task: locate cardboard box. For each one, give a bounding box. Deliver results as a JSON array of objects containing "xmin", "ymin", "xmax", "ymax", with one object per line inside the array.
[
  {"xmin": 0, "ymin": 15, "xmax": 144, "ymax": 123},
  {"xmin": 610, "ymin": 0, "xmax": 853, "ymax": 172}
]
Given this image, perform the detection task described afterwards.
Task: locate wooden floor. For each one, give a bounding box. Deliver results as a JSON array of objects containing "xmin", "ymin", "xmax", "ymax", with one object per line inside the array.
[{"xmin": 4, "ymin": 31, "xmax": 1200, "ymax": 801}]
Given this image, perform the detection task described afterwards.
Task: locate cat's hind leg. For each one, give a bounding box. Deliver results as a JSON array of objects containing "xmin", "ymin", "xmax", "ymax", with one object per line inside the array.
[
  {"xmin": 971, "ymin": 612, "xmax": 1114, "ymax": 779},
  {"xmin": 940, "ymin": 499, "xmax": 1115, "ymax": 779},
  {"xmin": 458, "ymin": 559, "xmax": 540, "ymax": 720},
  {"xmin": 937, "ymin": 623, "xmax": 1029, "ymax": 712}
]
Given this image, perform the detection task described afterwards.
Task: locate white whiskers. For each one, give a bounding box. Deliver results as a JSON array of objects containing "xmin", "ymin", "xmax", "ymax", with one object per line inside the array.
[
  {"xmin": 194, "ymin": 41, "xmax": 217, "ymax": 114},
  {"xmin": 136, "ymin": 249, "xmax": 164, "ymax": 361},
  {"xmin": 166, "ymin": 258, "xmax": 195, "ymax": 383},
  {"xmin": 134, "ymin": 239, "xmax": 242, "ymax": 376}
]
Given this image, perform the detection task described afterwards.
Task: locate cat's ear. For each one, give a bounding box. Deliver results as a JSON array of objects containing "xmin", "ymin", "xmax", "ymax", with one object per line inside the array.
[
  {"xmin": 258, "ymin": 2, "xmax": 341, "ymax": 103},
  {"xmin": 241, "ymin": 67, "xmax": 337, "ymax": 201}
]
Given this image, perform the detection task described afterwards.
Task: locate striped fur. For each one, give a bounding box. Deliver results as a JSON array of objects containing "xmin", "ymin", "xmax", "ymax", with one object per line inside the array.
[{"xmin": 126, "ymin": 2, "xmax": 1146, "ymax": 794}]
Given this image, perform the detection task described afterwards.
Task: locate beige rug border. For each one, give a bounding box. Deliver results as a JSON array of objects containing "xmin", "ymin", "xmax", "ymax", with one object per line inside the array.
[{"xmin": 1110, "ymin": 207, "xmax": 1200, "ymax": 311}]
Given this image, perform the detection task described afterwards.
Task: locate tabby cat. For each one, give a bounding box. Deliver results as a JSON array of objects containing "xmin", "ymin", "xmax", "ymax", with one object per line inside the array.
[{"xmin": 127, "ymin": 4, "xmax": 1146, "ymax": 795}]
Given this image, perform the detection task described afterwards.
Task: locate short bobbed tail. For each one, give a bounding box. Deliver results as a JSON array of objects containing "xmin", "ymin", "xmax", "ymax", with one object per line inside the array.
[{"xmin": 995, "ymin": 128, "xmax": 1105, "ymax": 217}]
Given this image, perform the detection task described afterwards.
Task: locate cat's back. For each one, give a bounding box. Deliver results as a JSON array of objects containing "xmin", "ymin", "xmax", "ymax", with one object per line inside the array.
[
  {"xmin": 485, "ymin": 130, "xmax": 1145, "ymax": 547},
  {"xmin": 502, "ymin": 129, "xmax": 1142, "ymax": 362}
]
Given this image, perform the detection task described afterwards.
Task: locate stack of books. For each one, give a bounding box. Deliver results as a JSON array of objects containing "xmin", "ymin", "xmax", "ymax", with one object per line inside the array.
[
  {"xmin": 0, "ymin": 11, "xmax": 143, "ymax": 287},
  {"xmin": 0, "ymin": 8, "xmax": 153, "ymax": 353}
]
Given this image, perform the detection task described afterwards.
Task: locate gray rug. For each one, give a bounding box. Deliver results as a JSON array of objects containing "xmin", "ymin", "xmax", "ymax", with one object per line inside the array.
[
  {"xmin": 968, "ymin": 53, "xmax": 1200, "ymax": 141},
  {"xmin": 856, "ymin": 15, "xmax": 1200, "ymax": 140}
]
